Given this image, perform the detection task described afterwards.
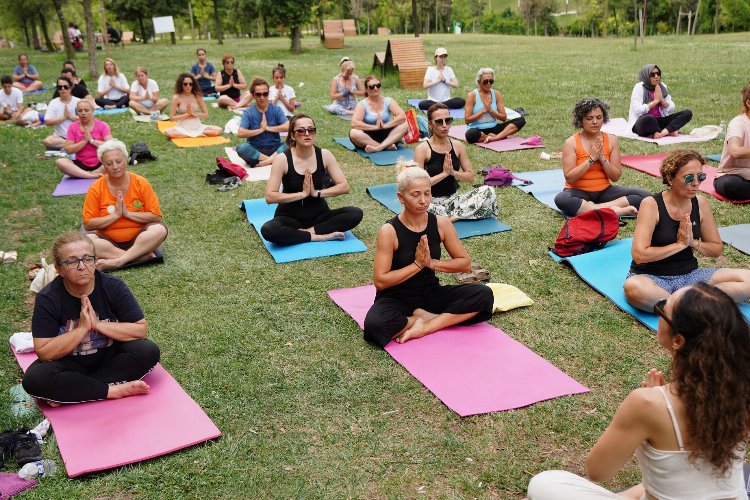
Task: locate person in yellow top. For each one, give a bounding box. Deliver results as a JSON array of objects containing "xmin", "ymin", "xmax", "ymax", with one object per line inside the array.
[{"xmin": 555, "ymin": 98, "xmax": 650, "ymax": 217}]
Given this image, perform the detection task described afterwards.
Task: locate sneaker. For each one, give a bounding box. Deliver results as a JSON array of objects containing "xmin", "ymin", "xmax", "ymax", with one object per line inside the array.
[
  {"xmin": 0, "ymin": 431, "xmax": 16, "ymax": 463},
  {"xmin": 217, "ymin": 176, "xmax": 241, "ymax": 192},
  {"xmin": 150, "ymin": 111, "xmax": 161, "ymax": 121},
  {"xmin": 13, "ymin": 430, "xmax": 42, "ymax": 465}
]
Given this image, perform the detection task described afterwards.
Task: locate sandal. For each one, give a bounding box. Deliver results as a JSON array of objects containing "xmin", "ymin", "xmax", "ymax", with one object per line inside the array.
[
  {"xmin": 456, "ymin": 272, "xmax": 480, "ymax": 284},
  {"xmin": 470, "ymin": 262, "xmax": 490, "ymax": 282}
]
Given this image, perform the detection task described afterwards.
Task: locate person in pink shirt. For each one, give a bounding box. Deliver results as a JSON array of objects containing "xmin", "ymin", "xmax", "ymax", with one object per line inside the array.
[{"xmin": 55, "ymin": 100, "xmax": 113, "ymax": 179}]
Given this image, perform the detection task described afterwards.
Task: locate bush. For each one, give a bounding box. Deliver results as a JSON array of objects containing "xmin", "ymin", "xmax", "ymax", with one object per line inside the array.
[{"xmin": 481, "ymin": 9, "xmax": 525, "ymax": 35}]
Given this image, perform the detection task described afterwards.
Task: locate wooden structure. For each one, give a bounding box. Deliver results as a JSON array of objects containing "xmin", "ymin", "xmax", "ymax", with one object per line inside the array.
[
  {"xmin": 372, "ymin": 38, "xmax": 429, "ymax": 90},
  {"xmin": 377, "ymin": 27, "xmax": 390, "ymax": 36},
  {"xmin": 52, "ymin": 31, "xmax": 64, "ymax": 51},
  {"xmin": 342, "ymin": 19, "xmax": 357, "ymax": 36},
  {"xmin": 122, "ymin": 31, "xmax": 134, "ymax": 44},
  {"xmin": 322, "ymin": 20, "xmax": 344, "ymax": 49}
]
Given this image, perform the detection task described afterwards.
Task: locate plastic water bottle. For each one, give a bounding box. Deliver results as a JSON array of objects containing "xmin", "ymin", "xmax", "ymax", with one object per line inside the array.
[{"xmin": 18, "ymin": 460, "xmax": 56, "ymax": 480}]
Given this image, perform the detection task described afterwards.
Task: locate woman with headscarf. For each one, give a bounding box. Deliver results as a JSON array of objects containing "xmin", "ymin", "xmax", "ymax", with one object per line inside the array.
[{"xmin": 628, "ymin": 64, "xmax": 692, "ymax": 139}]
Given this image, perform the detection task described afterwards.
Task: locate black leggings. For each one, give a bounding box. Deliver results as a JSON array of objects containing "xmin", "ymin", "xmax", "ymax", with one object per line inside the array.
[
  {"xmin": 95, "ymin": 95, "xmax": 130, "ymax": 108},
  {"xmin": 714, "ymin": 174, "xmax": 750, "ymax": 201},
  {"xmin": 260, "ymin": 206, "xmax": 363, "ymax": 245},
  {"xmin": 631, "ymin": 109, "xmax": 692, "ymax": 137},
  {"xmin": 465, "ymin": 117, "xmax": 526, "ymax": 143},
  {"xmin": 22, "ymin": 339, "xmax": 160, "ymax": 403},
  {"xmin": 554, "ymin": 185, "xmax": 651, "ymax": 217},
  {"xmin": 418, "ymin": 97, "xmax": 466, "ymax": 110}
]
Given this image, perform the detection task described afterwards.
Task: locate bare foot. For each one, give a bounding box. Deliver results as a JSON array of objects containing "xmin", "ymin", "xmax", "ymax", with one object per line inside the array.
[
  {"xmin": 104, "ymin": 105, "xmax": 116, "ymax": 110},
  {"xmin": 46, "ymin": 400, "xmax": 62, "ymax": 407},
  {"xmin": 412, "ymin": 308, "xmax": 439, "ymax": 322},
  {"xmin": 364, "ymin": 144, "xmax": 380, "ymax": 153},
  {"xmin": 96, "ymin": 257, "xmax": 123, "ymax": 271},
  {"xmin": 612, "ymin": 205, "xmax": 638, "ymax": 217},
  {"xmin": 311, "ymin": 231, "xmax": 345, "ymax": 242},
  {"xmin": 395, "ymin": 318, "xmax": 429, "ymax": 344},
  {"xmin": 107, "ymin": 380, "xmax": 150, "ymax": 399},
  {"xmin": 257, "ymin": 157, "xmax": 274, "ymax": 167},
  {"xmin": 387, "ymin": 144, "xmax": 398, "ymax": 151},
  {"xmin": 668, "ymin": 130, "xmax": 678, "ymax": 136}
]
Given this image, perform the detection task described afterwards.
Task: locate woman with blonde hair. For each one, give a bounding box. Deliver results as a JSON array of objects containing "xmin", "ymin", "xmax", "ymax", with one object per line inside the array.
[
  {"xmin": 96, "ymin": 58, "xmax": 130, "ymax": 109},
  {"xmin": 325, "ymin": 58, "xmax": 364, "ymax": 116}
]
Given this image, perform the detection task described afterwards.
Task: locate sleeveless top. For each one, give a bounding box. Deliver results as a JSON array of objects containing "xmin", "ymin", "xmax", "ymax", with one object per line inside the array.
[
  {"xmin": 467, "ymin": 89, "xmax": 497, "ymax": 130},
  {"xmin": 565, "ymin": 132, "xmax": 612, "ymax": 192},
  {"xmin": 220, "ymin": 69, "xmax": 240, "ymax": 99},
  {"xmin": 630, "ymin": 192, "xmax": 700, "ymax": 276},
  {"xmin": 274, "ymin": 147, "xmax": 329, "ymax": 218},
  {"xmin": 423, "ymin": 140, "xmax": 460, "ymax": 198},
  {"xmin": 375, "ymin": 213, "xmax": 441, "ymax": 299},
  {"xmin": 363, "ymin": 98, "xmax": 391, "ymax": 125},
  {"xmin": 634, "ymin": 386, "xmax": 746, "ymax": 500},
  {"xmin": 334, "ymin": 76, "xmax": 359, "ymax": 110}
]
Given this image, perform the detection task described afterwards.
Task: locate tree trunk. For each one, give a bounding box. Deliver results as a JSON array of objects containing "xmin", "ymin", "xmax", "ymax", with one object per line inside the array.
[
  {"xmin": 713, "ymin": 0, "xmax": 720, "ymax": 34},
  {"xmin": 52, "ymin": 0, "xmax": 76, "ymax": 59},
  {"xmin": 602, "ymin": 0, "xmax": 609, "ymax": 36},
  {"xmin": 290, "ymin": 25, "xmax": 301, "ymax": 54},
  {"xmin": 212, "ymin": 0, "xmax": 223, "ymax": 44},
  {"xmin": 23, "ymin": 21, "xmax": 30, "ymax": 48},
  {"xmin": 99, "ymin": 0, "xmax": 109, "ymax": 57},
  {"xmin": 31, "ymin": 20, "xmax": 41, "ymax": 50},
  {"xmin": 137, "ymin": 14, "xmax": 147, "ymax": 43},
  {"xmin": 692, "ymin": 0, "xmax": 700, "ymax": 34},
  {"xmin": 39, "ymin": 13, "xmax": 55, "ymax": 51},
  {"xmin": 170, "ymin": 32, "xmax": 176, "ymax": 44},
  {"xmin": 82, "ymin": 0, "xmax": 99, "ymax": 79},
  {"xmin": 412, "ymin": 0, "xmax": 420, "ymax": 36}
]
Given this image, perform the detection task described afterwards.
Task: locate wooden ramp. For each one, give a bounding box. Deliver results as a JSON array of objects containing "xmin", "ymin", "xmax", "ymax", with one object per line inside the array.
[
  {"xmin": 322, "ymin": 20, "xmax": 344, "ymax": 49},
  {"xmin": 342, "ymin": 19, "xmax": 357, "ymax": 36},
  {"xmin": 372, "ymin": 38, "xmax": 429, "ymax": 89}
]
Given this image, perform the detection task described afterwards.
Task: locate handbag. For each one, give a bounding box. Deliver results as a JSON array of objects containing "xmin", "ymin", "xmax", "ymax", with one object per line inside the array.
[
  {"xmin": 483, "ymin": 166, "xmax": 531, "ymax": 187},
  {"xmin": 403, "ymin": 109, "xmax": 420, "ymax": 144},
  {"xmin": 129, "ymin": 142, "xmax": 157, "ymax": 164}
]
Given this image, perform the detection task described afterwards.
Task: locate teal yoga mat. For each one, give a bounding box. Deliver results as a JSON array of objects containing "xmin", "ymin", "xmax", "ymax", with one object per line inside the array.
[
  {"xmin": 707, "ymin": 154, "xmax": 721, "ymax": 162},
  {"xmin": 365, "ymin": 183, "xmax": 511, "ymax": 239},
  {"xmin": 406, "ymin": 99, "xmax": 465, "ymax": 119},
  {"xmin": 719, "ymin": 224, "xmax": 750, "ymax": 256},
  {"xmin": 333, "ymin": 137, "xmax": 414, "ymax": 166},
  {"xmin": 241, "ymin": 199, "xmax": 366, "ymax": 263},
  {"xmin": 514, "ymin": 169, "xmax": 566, "ymax": 216},
  {"xmin": 94, "ymin": 107, "xmax": 130, "ymax": 116}
]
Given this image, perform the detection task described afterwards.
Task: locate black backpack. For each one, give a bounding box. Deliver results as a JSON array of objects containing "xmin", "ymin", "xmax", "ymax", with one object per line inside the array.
[{"xmin": 129, "ymin": 143, "xmax": 157, "ymax": 165}]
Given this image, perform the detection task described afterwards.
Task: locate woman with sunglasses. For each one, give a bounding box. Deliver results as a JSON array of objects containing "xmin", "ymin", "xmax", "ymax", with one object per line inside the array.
[
  {"xmin": 164, "ymin": 73, "xmax": 221, "ymax": 139},
  {"xmin": 414, "ymin": 103, "xmax": 497, "ymax": 221},
  {"xmin": 417, "ymin": 48, "xmax": 465, "ymax": 111},
  {"xmin": 261, "ymin": 114, "xmax": 363, "ymax": 245},
  {"xmin": 236, "ymin": 77, "xmax": 289, "ymax": 167},
  {"xmin": 55, "ymin": 99, "xmax": 112, "ymax": 179},
  {"xmin": 464, "ymin": 68, "xmax": 526, "ymax": 144},
  {"xmin": 528, "ymin": 282, "xmax": 750, "ymax": 500},
  {"xmin": 555, "ymin": 98, "xmax": 650, "ymax": 217},
  {"xmin": 350, "ymin": 76, "xmax": 409, "ymax": 153},
  {"xmin": 21, "ymin": 231, "xmax": 160, "ymax": 406},
  {"xmin": 95, "ymin": 58, "xmax": 130, "ymax": 109},
  {"xmin": 715, "ymin": 82, "xmax": 750, "ymax": 201},
  {"xmin": 629, "ymin": 64, "xmax": 692, "ymax": 139},
  {"xmin": 624, "ymin": 149, "xmax": 750, "ymax": 312},
  {"xmin": 215, "ymin": 54, "xmax": 247, "ymax": 109},
  {"xmin": 325, "ymin": 58, "xmax": 365, "ymax": 116},
  {"xmin": 42, "ymin": 75, "xmax": 80, "ymax": 150}
]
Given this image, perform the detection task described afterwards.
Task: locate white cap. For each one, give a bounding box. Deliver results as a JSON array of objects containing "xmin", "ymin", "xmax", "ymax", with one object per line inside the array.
[{"xmin": 434, "ymin": 47, "xmax": 448, "ymax": 57}]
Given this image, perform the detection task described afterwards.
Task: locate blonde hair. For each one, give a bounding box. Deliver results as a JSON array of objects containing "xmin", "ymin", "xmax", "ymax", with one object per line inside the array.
[
  {"xmin": 103, "ymin": 57, "xmax": 120, "ymax": 75},
  {"xmin": 134, "ymin": 66, "xmax": 148, "ymax": 76},
  {"xmin": 396, "ymin": 166, "xmax": 429, "ymax": 192},
  {"xmin": 340, "ymin": 60, "xmax": 355, "ymax": 73}
]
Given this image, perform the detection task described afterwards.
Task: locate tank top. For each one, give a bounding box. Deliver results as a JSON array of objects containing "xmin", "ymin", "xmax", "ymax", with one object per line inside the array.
[
  {"xmin": 220, "ymin": 69, "xmax": 240, "ymax": 99},
  {"xmin": 634, "ymin": 386, "xmax": 746, "ymax": 500},
  {"xmin": 375, "ymin": 213, "xmax": 441, "ymax": 299},
  {"xmin": 467, "ymin": 89, "xmax": 497, "ymax": 130},
  {"xmin": 334, "ymin": 76, "xmax": 358, "ymax": 109},
  {"xmin": 565, "ymin": 132, "xmax": 612, "ymax": 192},
  {"xmin": 363, "ymin": 98, "xmax": 391, "ymax": 125},
  {"xmin": 423, "ymin": 140, "xmax": 460, "ymax": 198},
  {"xmin": 630, "ymin": 192, "xmax": 700, "ymax": 276},
  {"xmin": 274, "ymin": 147, "xmax": 329, "ymax": 218}
]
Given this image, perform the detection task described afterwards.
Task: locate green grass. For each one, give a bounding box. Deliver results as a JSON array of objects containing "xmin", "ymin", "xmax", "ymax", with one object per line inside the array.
[{"xmin": 1, "ymin": 32, "xmax": 749, "ymax": 498}]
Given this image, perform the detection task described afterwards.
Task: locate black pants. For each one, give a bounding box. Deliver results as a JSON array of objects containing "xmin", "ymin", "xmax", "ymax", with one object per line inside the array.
[
  {"xmin": 631, "ymin": 109, "xmax": 692, "ymax": 137},
  {"xmin": 363, "ymin": 284, "xmax": 494, "ymax": 348},
  {"xmin": 22, "ymin": 339, "xmax": 160, "ymax": 403},
  {"xmin": 554, "ymin": 185, "xmax": 651, "ymax": 217},
  {"xmin": 714, "ymin": 174, "xmax": 750, "ymax": 201},
  {"xmin": 95, "ymin": 95, "xmax": 130, "ymax": 108},
  {"xmin": 418, "ymin": 97, "xmax": 466, "ymax": 110},
  {"xmin": 465, "ymin": 117, "xmax": 526, "ymax": 143},
  {"xmin": 260, "ymin": 206, "xmax": 363, "ymax": 245}
]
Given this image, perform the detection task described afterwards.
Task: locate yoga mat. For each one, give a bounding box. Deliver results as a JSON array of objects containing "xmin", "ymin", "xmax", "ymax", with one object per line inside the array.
[
  {"xmin": 406, "ymin": 99, "xmax": 465, "ymax": 119},
  {"xmin": 0, "ymin": 472, "xmax": 37, "ymax": 496},
  {"xmin": 11, "ymin": 348, "xmax": 221, "ymax": 477},
  {"xmin": 224, "ymin": 147, "xmax": 271, "ymax": 181},
  {"xmin": 707, "ymin": 154, "xmax": 721, "ymax": 162},
  {"xmin": 621, "ymin": 154, "xmax": 750, "ymax": 204},
  {"xmin": 93, "ymin": 107, "xmax": 130, "ymax": 116},
  {"xmin": 602, "ymin": 118, "xmax": 714, "ymax": 146},
  {"xmin": 23, "ymin": 87, "xmax": 48, "ymax": 95},
  {"xmin": 241, "ymin": 198, "xmax": 366, "ymax": 263},
  {"xmin": 548, "ymin": 238, "xmax": 750, "ymax": 331},
  {"xmin": 107, "ymin": 246, "xmax": 164, "ymax": 272},
  {"xmin": 365, "ymin": 183, "xmax": 512, "ymax": 239},
  {"xmin": 513, "ymin": 169, "xmax": 566, "ymax": 215},
  {"xmin": 328, "ymin": 285, "xmax": 589, "ymax": 416},
  {"xmin": 129, "ymin": 108, "xmax": 168, "ymax": 122},
  {"xmin": 448, "ymin": 125, "xmax": 543, "ymax": 152},
  {"xmin": 156, "ymin": 121, "xmax": 231, "ymax": 148},
  {"xmin": 333, "ymin": 137, "xmax": 414, "ymax": 166},
  {"xmin": 52, "ymin": 176, "xmax": 96, "ymax": 196},
  {"xmin": 719, "ymin": 224, "xmax": 750, "ymax": 256}
]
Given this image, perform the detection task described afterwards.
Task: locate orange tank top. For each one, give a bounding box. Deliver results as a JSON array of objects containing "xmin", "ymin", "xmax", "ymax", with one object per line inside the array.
[{"xmin": 565, "ymin": 132, "xmax": 612, "ymax": 192}]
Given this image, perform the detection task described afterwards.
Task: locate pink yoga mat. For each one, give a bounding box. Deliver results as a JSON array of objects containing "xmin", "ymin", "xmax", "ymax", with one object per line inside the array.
[
  {"xmin": 621, "ymin": 153, "xmax": 750, "ymax": 204},
  {"xmin": 328, "ymin": 285, "xmax": 589, "ymax": 417},
  {"xmin": 602, "ymin": 118, "xmax": 713, "ymax": 146},
  {"xmin": 52, "ymin": 176, "xmax": 96, "ymax": 197},
  {"xmin": 12, "ymin": 349, "xmax": 221, "ymax": 477},
  {"xmin": 448, "ymin": 125, "xmax": 544, "ymax": 152}
]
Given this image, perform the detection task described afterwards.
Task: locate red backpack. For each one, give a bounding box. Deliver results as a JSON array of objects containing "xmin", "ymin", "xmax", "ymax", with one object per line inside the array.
[
  {"xmin": 215, "ymin": 157, "xmax": 248, "ymax": 181},
  {"xmin": 553, "ymin": 208, "xmax": 621, "ymax": 257}
]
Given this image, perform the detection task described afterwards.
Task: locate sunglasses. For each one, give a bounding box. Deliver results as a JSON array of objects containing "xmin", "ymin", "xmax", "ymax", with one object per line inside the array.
[
  {"xmin": 225, "ymin": 60, "xmax": 235, "ymax": 64},
  {"xmin": 432, "ymin": 117, "xmax": 453, "ymax": 126},
  {"xmin": 482, "ymin": 79, "xmax": 495, "ymax": 85},
  {"xmin": 437, "ymin": 54, "xmax": 448, "ymax": 58},
  {"xmin": 294, "ymin": 127, "xmax": 317, "ymax": 136},
  {"xmin": 58, "ymin": 255, "xmax": 96, "ymax": 270},
  {"xmin": 650, "ymin": 71, "xmax": 661, "ymax": 77},
  {"xmin": 183, "ymin": 81, "xmax": 193, "ymax": 86},
  {"xmin": 683, "ymin": 172, "xmax": 707, "ymax": 184},
  {"xmin": 254, "ymin": 92, "xmax": 269, "ymax": 98},
  {"xmin": 653, "ymin": 299, "xmax": 677, "ymax": 331},
  {"xmin": 367, "ymin": 83, "xmax": 382, "ymax": 90},
  {"xmin": 57, "ymin": 84, "xmax": 70, "ymax": 90}
]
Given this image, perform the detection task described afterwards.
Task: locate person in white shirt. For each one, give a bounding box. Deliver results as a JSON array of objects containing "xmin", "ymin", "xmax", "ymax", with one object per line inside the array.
[
  {"xmin": 1, "ymin": 75, "xmax": 29, "ymax": 122},
  {"xmin": 128, "ymin": 67, "xmax": 168, "ymax": 116},
  {"xmin": 268, "ymin": 63, "xmax": 296, "ymax": 117},
  {"xmin": 96, "ymin": 58, "xmax": 129, "ymax": 109},
  {"xmin": 43, "ymin": 75, "xmax": 80, "ymax": 149},
  {"xmin": 418, "ymin": 48, "xmax": 464, "ymax": 111}
]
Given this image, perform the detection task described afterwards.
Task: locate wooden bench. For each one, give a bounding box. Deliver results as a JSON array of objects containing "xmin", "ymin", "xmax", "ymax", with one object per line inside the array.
[
  {"xmin": 122, "ymin": 31, "xmax": 134, "ymax": 44},
  {"xmin": 372, "ymin": 38, "xmax": 429, "ymax": 89},
  {"xmin": 377, "ymin": 27, "xmax": 390, "ymax": 36},
  {"xmin": 322, "ymin": 20, "xmax": 344, "ymax": 49},
  {"xmin": 342, "ymin": 19, "xmax": 357, "ymax": 36}
]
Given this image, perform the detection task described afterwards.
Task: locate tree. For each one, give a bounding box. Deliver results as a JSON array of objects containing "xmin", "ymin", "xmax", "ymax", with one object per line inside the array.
[
  {"xmin": 267, "ymin": 0, "xmax": 315, "ymax": 53},
  {"xmin": 82, "ymin": 0, "xmax": 98, "ymax": 78},
  {"xmin": 51, "ymin": 0, "xmax": 76, "ymax": 59},
  {"xmin": 212, "ymin": 0, "xmax": 223, "ymax": 44},
  {"xmin": 412, "ymin": 0, "xmax": 419, "ymax": 35}
]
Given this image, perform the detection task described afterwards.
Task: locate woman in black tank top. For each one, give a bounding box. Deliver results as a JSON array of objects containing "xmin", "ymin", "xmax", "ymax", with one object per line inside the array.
[
  {"xmin": 215, "ymin": 55, "xmax": 247, "ymax": 109},
  {"xmin": 362, "ymin": 166, "xmax": 493, "ymax": 348},
  {"xmin": 624, "ymin": 149, "xmax": 750, "ymax": 312}
]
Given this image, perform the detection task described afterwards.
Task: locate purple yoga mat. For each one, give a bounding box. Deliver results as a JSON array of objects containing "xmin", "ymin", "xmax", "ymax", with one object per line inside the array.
[
  {"xmin": 52, "ymin": 176, "xmax": 96, "ymax": 197},
  {"xmin": 448, "ymin": 125, "xmax": 544, "ymax": 152},
  {"xmin": 328, "ymin": 285, "xmax": 589, "ymax": 417},
  {"xmin": 0, "ymin": 472, "xmax": 37, "ymax": 497}
]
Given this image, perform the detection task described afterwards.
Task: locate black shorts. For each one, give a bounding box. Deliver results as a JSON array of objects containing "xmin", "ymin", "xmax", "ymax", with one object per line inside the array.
[
  {"xmin": 364, "ymin": 129, "xmax": 391, "ymax": 144},
  {"xmin": 74, "ymin": 159, "xmax": 101, "ymax": 171}
]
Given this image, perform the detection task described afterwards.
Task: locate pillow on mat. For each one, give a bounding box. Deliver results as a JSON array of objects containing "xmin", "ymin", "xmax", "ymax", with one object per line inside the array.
[{"xmin": 486, "ymin": 283, "xmax": 534, "ymax": 312}]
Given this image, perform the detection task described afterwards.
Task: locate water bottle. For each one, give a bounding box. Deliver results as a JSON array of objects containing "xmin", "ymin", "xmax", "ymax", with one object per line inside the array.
[{"xmin": 18, "ymin": 460, "xmax": 56, "ymax": 480}]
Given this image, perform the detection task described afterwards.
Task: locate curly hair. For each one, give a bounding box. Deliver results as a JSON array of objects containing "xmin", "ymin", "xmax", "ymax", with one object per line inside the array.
[
  {"xmin": 250, "ymin": 77, "xmax": 269, "ymax": 95},
  {"xmin": 571, "ymin": 98, "xmax": 610, "ymax": 128},
  {"xmin": 52, "ymin": 232, "xmax": 95, "ymax": 264},
  {"xmin": 174, "ymin": 73, "xmax": 201, "ymax": 98},
  {"xmin": 668, "ymin": 282, "xmax": 750, "ymax": 476},
  {"xmin": 660, "ymin": 149, "xmax": 706, "ymax": 186},
  {"xmin": 740, "ymin": 81, "xmax": 750, "ymax": 115},
  {"xmin": 285, "ymin": 113, "xmax": 314, "ymax": 147}
]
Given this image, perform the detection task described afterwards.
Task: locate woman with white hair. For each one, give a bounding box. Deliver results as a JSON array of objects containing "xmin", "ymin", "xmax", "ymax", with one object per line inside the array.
[
  {"xmin": 82, "ymin": 139, "xmax": 167, "ymax": 271},
  {"xmin": 464, "ymin": 67, "xmax": 526, "ymax": 144},
  {"xmin": 325, "ymin": 57, "xmax": 365, "ymax": 116}
]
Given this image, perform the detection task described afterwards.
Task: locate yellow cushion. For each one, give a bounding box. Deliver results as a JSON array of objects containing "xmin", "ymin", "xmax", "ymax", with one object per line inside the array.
[{"xmin": 486, "ymin": 283, "xmax": 534, "ymax": 312}]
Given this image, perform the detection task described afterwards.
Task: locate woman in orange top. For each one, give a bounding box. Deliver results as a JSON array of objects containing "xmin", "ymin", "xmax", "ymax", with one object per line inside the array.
[
  {"xmin": 555, "ymin": 98, "xmax": 650, "ymax": 217},
  {"xmin": 83, "ymin": 139, "xmax": 167, "ymax": 271}
]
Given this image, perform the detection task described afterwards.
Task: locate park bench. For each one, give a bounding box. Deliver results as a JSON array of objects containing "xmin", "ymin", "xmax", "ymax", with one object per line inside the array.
[
  {"xmin": 372, "ymin": 38, "xmax": 428, "ymax": 89},
  {"xmin": 342, "ymin": 19, "xmax": 357, "ymax": 36},
  {"xmin": 322, "ymin": 20, "xmax": 344, "ymax": 49}
]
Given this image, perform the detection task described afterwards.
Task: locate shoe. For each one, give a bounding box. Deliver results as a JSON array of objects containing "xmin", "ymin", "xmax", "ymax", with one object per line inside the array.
[
  {"xmin": 13, "ymin": 430, "xmax": 42, "ymax": 465},
  {"xmin": 217, "ymin": 176, "xmax": 241, "ymax": 192},
  {"xmin": 150, "ymin": 111, "xmax": 161, "ymax": 121},
  {"xmin": 0, "ymin": 431, "xmax": 16, "ymax": 463}
]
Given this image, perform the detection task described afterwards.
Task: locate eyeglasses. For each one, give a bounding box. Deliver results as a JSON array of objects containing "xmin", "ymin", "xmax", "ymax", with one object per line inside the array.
[
  {"xmin": 437, "ymin": 54, "xmax": 448, "ymax": 58},
  {"xmin": 58, "ymin": 255, "xmax": 96, "ymax": 270},
  {"xmin": 183, "ymin": 81, "xmax": 193, "ymax": 86},
  {"xmin": 653, "ymin": 299, "xmax": 677, "ymax": 331},
  {"xmin": 254, "ymin": 92, "xmax": 269, "ymax": 98},
  {"xmin": 683, "ymin": 172, "xmax": 707, "ymax": 184},
  {"xmin": 432, "ymin": 117, "xmax": 453, "ymax": 126},
  {"xmin": 482, "ymin": 79, "xmax": 495, "ymax": 85},
  {"xmin": 650, "ymin": 71, "xmax": 661, "ymax": 77},
  {"xmin": 367, "ymin": 83, "xmax": 381, "ymax": 90},
  {"xmin": 294, "ymin": 127, "xmax": 317, "ymax": 136},
  {"xmin": 57, "ymin": 84, "xmax": 70, "ymax": 90}
]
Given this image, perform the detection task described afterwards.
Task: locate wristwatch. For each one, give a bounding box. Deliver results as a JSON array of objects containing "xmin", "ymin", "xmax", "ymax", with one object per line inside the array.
[
  {"xmin": 317, "ymin": 190, "xmax": 321, "ymax": 198},
  {"xmin": 587, "ymin": 157, "xmax": 595, "ymax": 166}
]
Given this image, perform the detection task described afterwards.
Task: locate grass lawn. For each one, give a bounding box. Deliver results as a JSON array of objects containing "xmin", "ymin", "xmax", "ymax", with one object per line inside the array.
[{"xmin": 0, "ymin": 32, "xmax": 749, "ymax": 498}]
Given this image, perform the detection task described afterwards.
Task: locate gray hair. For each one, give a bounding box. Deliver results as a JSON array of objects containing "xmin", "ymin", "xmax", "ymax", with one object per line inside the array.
[
  {"xmin": 97, "ymin": 139, "xmax": 128, "ymax": 162},
  {"xmin": 475, "ymin": 67, "xmax": 494, "ymax": 83},
  {"xmin": 396, "ymin": 166, "xmax": 430, "ymax": 193}
]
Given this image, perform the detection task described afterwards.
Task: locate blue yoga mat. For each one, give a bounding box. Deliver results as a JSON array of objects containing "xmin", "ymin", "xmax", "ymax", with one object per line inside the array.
[
  {"xmin": 333, "ymin": 137, "xmax": 414, "ymax": 166},
  {"xmin": 366, "ymin": 183, "xmax": 511, "ymax": 239},
  {"xmin": 549, "ymin": 238, "xmax": 750, "ymax": 331},
  {"xmin": 23, "ymin": 87, "xmax": 48, "ymax": 95},
  {"xmin": 719, "ymin": 224, "xmax": 750, "ymax": 256},
  {"xmin": 94, "ymin": 107, "xmax": 130, "ymax": 116},
  {"xmin": 707, "ymin": 154, "xmax": 721, "ymax": 162},
  {"xmin": 241, "ymin": 199, "xmax": 367, "ymax": 263},
  {"xmin": 406, "ymin": 99, "xmax": 465, "ymax": 119},
  {"xmin": 514, "ymin": 169, "xmax": 566, "ymax": 216}
]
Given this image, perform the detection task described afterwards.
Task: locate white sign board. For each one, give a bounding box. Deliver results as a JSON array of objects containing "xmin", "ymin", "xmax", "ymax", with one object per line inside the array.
[{"xmin": 152, "ymin": 16, "xmax": 175, "ymax": 35}]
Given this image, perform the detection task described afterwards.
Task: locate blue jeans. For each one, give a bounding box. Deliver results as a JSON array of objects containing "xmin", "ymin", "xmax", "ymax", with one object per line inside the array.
[{"xmin": 236, "ymin": 142, "xmax": 287, "ymax": 167}]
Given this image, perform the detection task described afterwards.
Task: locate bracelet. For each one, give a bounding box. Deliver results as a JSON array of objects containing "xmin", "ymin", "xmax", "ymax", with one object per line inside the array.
[
  {"xmin": 413, "ymin": 261, "xmax": 423, "ymax": 270},
  {"xmin": 317, "ymin": 190, "xmax": 321, "ymax": 198},
  {"xmin": 587, "ymin": 157, "xmax": 595, "ymax": 166}
]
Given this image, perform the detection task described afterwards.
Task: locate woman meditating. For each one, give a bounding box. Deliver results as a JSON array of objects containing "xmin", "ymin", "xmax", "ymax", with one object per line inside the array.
[
  {"xmin": 418, "ymin": 47, "xmax": 465, "ymax": 111},
  {"xmin": 128, "ymin": 66, "xmax": 168, "ymax": 117},
  {"xmin": 629, "ymin": 64, "xmax": 692, "ymax": 139},
  {"xmin": 22, "ymin": 232, "xmax": 160, "ymax": 405},
  {"xmin": 325, "ymin": 58, "xmax": 364, "ymax": 116},
  {"xmin": 12, "ymin": 54, "xmax": 43, "ymax": 92},
  {"xmin": 363, "ymin": 167, "xmax": 494, "ymax": 348},
  {"xmin": 464, "ymin": 68, "xmax": 526, "ymax": 144},
  {"xmin": 715, "ymin": 81, "xmax": 750, "ymax": 201},
  {"xmin": 554, "ymin": 98, "xmax": 650, "ymax": 217},
  {"xmin": 43, "ymin": 75, "xmax": 80, "ymax": 150},
  {"xmin": 268, "ymin": 63, "xmax": 296, "ymax": 117},
  {"xmin": 215, "ymin": 54, "xmax": 247, "ymax": 109},
  {"xmin": 414, "ymin": 103, "xmax": 497, "ymax": 221},
  {"xmin": 55, "ymin": 99, "xmax": 112, "ymax": 179},
  {"xmin": 624, "ymin": 149, "xmax": 750, "ymax": 312},
  {"xmin": 190, "ymin": 48, "xmax": 216, "ymax": 96},
  {"xmin": 261, "ymin": 114, "xmax": 363, "ymax": 245},
  {"xmin": 164, "ymin": 74, "xmax": 221, "ymax": 139},
  {"xmin": 349, "ymin": 77, "xmax": 409, "ymax": 153},
  {"xmin": 83, "ymin": 140, "xmax": 168, "ymax": 271},
  {"xmin": 96, "ymin": 58, "xmax": 130, "ymax": 109},
  {"xmin": 236, "ymin": 77, "xmax": 289, "ymax": 167},
  {"xmin": 527, "ymin": 282, "xmax": 750, "ymax": 499}
]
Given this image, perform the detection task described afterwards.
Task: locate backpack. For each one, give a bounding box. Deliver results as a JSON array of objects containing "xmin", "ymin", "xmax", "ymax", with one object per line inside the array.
[
  {"xmin": 403, "ymin": 109, "xmax": 420, "ymax": 144},
  {"xmin": 416, "ymin": 115, "xmax": 430, "ymax": 139},
  {"xmin": 215, "ymin": 156, "xmax": 248, "ymax": 180},
  {"xmin": 553, "ymin": 208, "xmax": 621, "ymax": 257},
  {"xmin": 129, "ymin": 142, "xmax": 157, "ymax": 165},
  {"xmin": 483, "ymin": 166, "xmax": 531, "ymax": 187}
]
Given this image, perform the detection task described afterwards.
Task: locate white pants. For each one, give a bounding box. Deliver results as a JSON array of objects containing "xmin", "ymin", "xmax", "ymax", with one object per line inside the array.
[{"xmin": 528, "ymin": 470, "xmax": 623, "ymax": 499}]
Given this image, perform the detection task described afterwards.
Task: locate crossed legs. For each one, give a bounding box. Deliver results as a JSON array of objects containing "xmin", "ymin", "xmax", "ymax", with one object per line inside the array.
[{"xmin": 88, "ymin": 223, "xmax": 168, "ymax": 271}]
